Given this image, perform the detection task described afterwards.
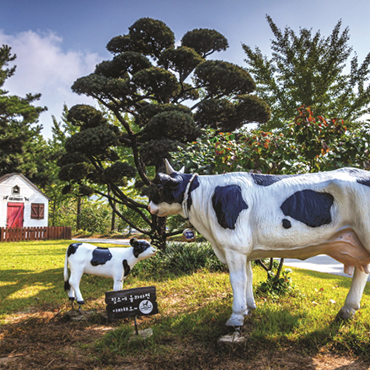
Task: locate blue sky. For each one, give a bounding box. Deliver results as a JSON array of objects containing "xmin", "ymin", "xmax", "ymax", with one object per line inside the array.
[{"xmin": 1, "ymin": 0, "xmax": 370, "ymax": 138}]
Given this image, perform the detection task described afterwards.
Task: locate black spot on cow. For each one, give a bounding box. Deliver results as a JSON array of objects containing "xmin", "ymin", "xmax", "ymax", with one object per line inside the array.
[
  {"xmin": 250, "ymin": 173, "xmax": 298, "ymax": 186},
  {"xmin": 212, "ymin": 185, "xmax": 249, "ymax": 229},
  {"xmin": 123, "ymin": 259, "xmax": 130, "ymax": 276},
  {"xmin": 90, "ymin": 247, "xmax": 113, "ymax": 266},
  {"xmin": 187, "ymin": 176, "xmax": 200, "ymax": 211},
  {"xmin": 357, "ymin": 178, "xmax": 370, "ymax": 187},
  {"xmin": 67, "ymin": 243, "xmax": 81, "ymax": 257},
  {"xmin": 337, "ymin": 167, "xmax": 370, "ymax": 187},
  {"xmin": 282, "ymin": 219, "xmax": 292, "ymax": 229},
  {"xmin": 281, "ymin": 190, "xmax": 334, "ymax": 228},
  {"xmin": 356, "ymin": 171, "xmax": 370, "ymax": 188}
]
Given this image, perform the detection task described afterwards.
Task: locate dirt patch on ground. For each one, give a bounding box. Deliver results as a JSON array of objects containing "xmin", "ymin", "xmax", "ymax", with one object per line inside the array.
[{"xmin": 1, "ymin": 309, "xmax": 369, "ymax": 370}]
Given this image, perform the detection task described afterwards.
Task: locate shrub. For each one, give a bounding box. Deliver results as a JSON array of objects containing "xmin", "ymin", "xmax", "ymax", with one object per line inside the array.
[
  {"xmin": 132, "ymin": 241, "xmax": 228, "ymax": 277},
  {"xmin": 255, "ymin": 268, "xmax": 296, "ymax": 299}
]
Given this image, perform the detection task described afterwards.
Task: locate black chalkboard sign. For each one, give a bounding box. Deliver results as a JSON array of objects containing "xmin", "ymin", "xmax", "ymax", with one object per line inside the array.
[{"xmin": 105, "ymin": 286, "xmax": 158, "ymax": 321}]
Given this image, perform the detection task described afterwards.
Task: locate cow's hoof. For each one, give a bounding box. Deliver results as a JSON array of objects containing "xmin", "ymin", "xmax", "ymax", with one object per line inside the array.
[
  {"xmin": 337, "ymin": 306, "xmax": 356, "ymax": 320},
  {"xmin": 69, "ymin": 297, "xmax": 75, "ymax": 302},
  {"xmin": 77, "ymin": 300, "xmax": 85, "ymax": 311},
  {"xmin": 244, "ymin": 306, "xmax": 256, "ymax": 316},
  {"xmin": 248, "ymin": 302, "xmax": 257, "ymax": 310},
  {"xmin": 226, "ymin": 314, "xmax": 244, "ymax": 327}
]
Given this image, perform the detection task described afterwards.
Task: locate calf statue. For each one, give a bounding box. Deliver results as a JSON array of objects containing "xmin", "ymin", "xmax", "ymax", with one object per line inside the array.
[
  {"xmin": 64, "ymin": 238, "xmax": 157, "ymax": 309},
  {"xmin": 148, "ymin": 160, "xmax": 370, "ymax": 327}
]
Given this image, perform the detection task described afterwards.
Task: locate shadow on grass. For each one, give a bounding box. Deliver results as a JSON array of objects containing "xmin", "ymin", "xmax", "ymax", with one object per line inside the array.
[
  {"xmin": 0, "ymin": 266, "xmax": 170, "ymax": 317},
  {"xmin": 94, "ymin": 302, "xmax": 315, "ymax": 369},
  {"xmin": 0, "ymin": 268, "xmax": 65, "ymax": 315},
  {"xmin": 97, "ymin": 295, "xmax": 370, "ymax": 364},
  {"xmin": 0, "ymin": 267, "xmax": 113, "ymax": 316},
  {"xmin": 2, "ymin": 287, "xmax": 370, "ymax": 369}
]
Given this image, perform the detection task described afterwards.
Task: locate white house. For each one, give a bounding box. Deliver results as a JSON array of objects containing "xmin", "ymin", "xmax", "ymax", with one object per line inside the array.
[{"xmin": 0, "ymin": 173, "xmax": 50, "ymax": 228}]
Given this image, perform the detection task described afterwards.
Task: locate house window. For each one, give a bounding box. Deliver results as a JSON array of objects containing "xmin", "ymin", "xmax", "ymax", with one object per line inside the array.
[
  {"xmin": 31, "ymin": 203, "xmax": 45, "ymax": 220},
  {"xmin": 12, "ymin": 185, "xmax": 20, "ymax": 195}
]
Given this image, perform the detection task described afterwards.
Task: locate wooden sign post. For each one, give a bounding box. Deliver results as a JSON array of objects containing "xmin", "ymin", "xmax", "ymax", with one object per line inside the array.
[{"xmin": 105, "ymin": 286, "xmax": 158, "ymax": 333}]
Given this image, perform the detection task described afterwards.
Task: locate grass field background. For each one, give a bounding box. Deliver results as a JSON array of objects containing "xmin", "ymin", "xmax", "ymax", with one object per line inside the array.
[{"xmin": 1, "ymin": 239, "xmax": 370, "ymax": 361}]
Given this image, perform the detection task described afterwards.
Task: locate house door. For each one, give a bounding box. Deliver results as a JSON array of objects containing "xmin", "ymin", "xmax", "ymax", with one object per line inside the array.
[{"xmin": 7, "ymin": 203, "xmax": 24, "ymax": 228}]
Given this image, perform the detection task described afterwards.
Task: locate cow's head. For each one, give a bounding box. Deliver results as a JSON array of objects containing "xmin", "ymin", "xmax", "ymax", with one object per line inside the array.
[
  {"xmin": 130, "ymin": 238, "xmax": 157, "ymax": 259},
  {"xmin": 148, "ymin": 160, "xmax": 194, "ymax": 217}
]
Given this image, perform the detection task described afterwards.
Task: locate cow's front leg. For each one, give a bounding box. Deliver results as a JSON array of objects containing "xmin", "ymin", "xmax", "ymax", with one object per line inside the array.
[
  {"xmin": 113, "ymin": 277, "xmax": 124, "ymax": 291},
  {"xmin": 112, "ymin": 269, "xmax": 125, "ymax": 291},
  {"xmin": 245, "ymin": 260, "xmax": 256, "ymax": 314},
  {"xmin": 338, "ymin": 266, "xmax": 368, "ymax": 319},
  {"xmin": 224, "ymin": 249, "xmax": 247, "ymax": 327}
]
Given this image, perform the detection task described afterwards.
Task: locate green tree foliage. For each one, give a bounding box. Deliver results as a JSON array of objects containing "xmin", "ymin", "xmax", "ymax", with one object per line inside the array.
[
  {"xmin": 59, "ymin": 17, "xmax": 270, "ymax": 247},
  {"xmin": 45, "ymin": 105, "xmax": 81, "ymax": 227},
  {"xmin": 243, "ymin": 16, "xmax": 370, "ymax": 128},
  {"xmin": 174, "ymin": 106, "xmax": 370, "ymax": 176},
  {"xmin": 0, "ymin": 44, "xmax": 47, "ymax": 181}
]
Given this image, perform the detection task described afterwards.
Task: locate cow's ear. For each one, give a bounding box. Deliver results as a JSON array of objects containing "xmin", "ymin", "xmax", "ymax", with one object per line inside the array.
[{"xmin": 130, "ymin": 238, "xmax": 138, "ymax": 247}]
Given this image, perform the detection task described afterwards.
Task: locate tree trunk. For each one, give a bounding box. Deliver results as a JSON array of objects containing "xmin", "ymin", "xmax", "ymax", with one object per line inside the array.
[
  {"xmin": 257, "ymin": 258, "xmax": 285, "ymax": 280},
  {"xmin": 76, "ymin": 196, "xmax": 81, "ymax": 231},
  {"xmin": 151, "ymin": 215, "xmax": 167, "ymax": 251},
  {"xmin": 111, "ymin": 199, "xmax": 116, "ymax": 231},
  {"xmin": 51, "ymin": 197, "xmax": 57, "ymax": 226}
]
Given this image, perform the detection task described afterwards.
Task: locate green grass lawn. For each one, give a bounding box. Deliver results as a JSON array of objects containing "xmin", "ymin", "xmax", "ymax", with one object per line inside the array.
[{"xmin": 1, "ymin": 239, "xmax": 370, "ymax": 363}]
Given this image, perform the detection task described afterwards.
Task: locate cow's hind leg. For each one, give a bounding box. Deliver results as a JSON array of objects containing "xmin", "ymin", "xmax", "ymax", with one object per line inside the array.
[
  {"xmin": 68, "ymin": 270, "xmax": 85, "ymax": 309},
  {"xmin": 224, "ymin": 249, "xmax": 247, "ymax": 327},
  {"xmin": 245, "ymin": 260, "xmax": 256, "ymax": 314},
  {"xmin": 64, "ymin": 279, "xmax": 76, "ymax": 304},
  {"xmin": 68, "ymin": 284, "xmax": 76, "ymax": 308},
  {"xmin": 338, "ymin": 266, "xmax": 368, "ymax": 319}
]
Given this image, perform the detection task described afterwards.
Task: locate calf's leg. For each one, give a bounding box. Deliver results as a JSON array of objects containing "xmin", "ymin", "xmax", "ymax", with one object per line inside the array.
[
  {"xmin": 113, "ymin": 273, "xmax": 124, "ymax": 291},
  {"xmin": 67, "ymin": 284, "xmax": 75, "ymax": 303},
  {"xmin": 113, "ymin": 280, "xmax": 124, "ymax": 291},
  {"xmin": 224, "ymin": 249, "xmax": 247, "ymax": 327},
  {"xmin": 338, "ymin": 266, "xmax": 368, "ymax": 319},
  {"xmin": 68, "ymin": 269, "xmax": 85, "ymax": 306}
]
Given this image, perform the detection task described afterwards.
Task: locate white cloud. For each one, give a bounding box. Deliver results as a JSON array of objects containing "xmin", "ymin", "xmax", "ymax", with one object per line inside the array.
[{"xmin": 0, "ymin": 30, "xmax": 102, "ymax": 138}]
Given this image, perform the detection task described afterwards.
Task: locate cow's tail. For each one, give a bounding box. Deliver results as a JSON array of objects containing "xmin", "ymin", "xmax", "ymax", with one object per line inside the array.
[{"xmin": 64, "ymin": 249, "xmax": 70, "ymax": 292}]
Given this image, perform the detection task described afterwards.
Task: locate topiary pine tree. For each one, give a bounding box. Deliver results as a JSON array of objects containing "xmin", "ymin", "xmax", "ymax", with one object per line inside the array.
[{"xmin": 58, "ymin": 17, "xmax": 270, "ymax": 248}]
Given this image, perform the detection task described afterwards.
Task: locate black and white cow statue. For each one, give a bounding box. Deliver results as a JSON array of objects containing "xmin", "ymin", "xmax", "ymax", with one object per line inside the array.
[
  {"xmin": 64, "ymin": 238, "xmax": 157, "ymax": 308},
  {"xmin": 148, "ymin": 160, "xmax": 370, "ymax": 327}
]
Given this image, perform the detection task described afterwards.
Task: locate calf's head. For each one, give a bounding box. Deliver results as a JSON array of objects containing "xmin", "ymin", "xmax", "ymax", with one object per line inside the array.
[{"xmin": 130, "ymin": 238, "xmax": 157, "ymax": 259}]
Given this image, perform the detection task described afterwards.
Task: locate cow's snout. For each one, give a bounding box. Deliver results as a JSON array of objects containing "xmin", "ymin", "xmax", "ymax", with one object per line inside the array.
[
  {"xmin": 148, "ymin": 202, "xmax": 159, "ymax": 215},
  {"xmin": 151, "ymin": 247, "xmax": 158, "ymax": 255}
]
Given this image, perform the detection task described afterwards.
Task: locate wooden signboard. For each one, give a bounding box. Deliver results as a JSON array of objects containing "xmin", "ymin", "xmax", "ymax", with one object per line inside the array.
[{"xmin": 105, "ymin": 286, "xmax": 158, "ymax": 321}]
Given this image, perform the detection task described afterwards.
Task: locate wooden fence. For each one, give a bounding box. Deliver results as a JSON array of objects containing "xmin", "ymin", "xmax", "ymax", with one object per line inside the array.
[{"xmin": 0, "ymin": 226, "xmax": 72, "ymax": 242}]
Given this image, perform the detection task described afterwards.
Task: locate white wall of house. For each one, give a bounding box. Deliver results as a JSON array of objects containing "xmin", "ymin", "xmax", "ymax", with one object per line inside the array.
[{"xmin": 0, "ymin": 174, "xmax": 49, "ymax": 228}]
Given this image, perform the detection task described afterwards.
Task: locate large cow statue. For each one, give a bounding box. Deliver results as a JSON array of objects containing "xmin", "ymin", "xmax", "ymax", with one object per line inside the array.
[{"xmin": 148, "ymin": 160, "xmax": 370, "ymax": 327}]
